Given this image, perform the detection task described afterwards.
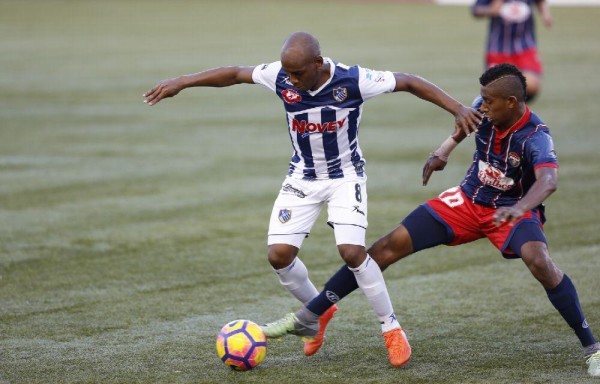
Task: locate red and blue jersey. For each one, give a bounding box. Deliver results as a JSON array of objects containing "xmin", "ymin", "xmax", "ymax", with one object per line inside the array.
[
  {"xmin": 252, "ymin": 58, "xmax": 396, "ymax": 180},
  {"xmin": 460, "ymin": 97, "xmax": 558, "ymax": 208},
  {"xmin": 473, "ymin": 0, "xmax": 538, "ymax": 54}
]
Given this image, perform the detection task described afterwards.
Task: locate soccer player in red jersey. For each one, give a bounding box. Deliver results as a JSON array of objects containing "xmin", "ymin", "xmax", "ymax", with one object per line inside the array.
[
  {"xmin": 472, "ymin": 0, "xmax": 553, "ymax": 102},
  {"xmin": 263, "ymin": 64, "xmax": 600, "ymax": 377}
]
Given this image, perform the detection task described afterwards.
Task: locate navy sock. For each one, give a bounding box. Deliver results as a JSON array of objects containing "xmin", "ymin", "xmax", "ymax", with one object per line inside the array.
[
  {"xmin": 306, "ymin": 265, "xmax": 358, "ymax": 316},
  {"xmin": 546, "ymin": 274, "xmax": 597, "ymax": 347}
]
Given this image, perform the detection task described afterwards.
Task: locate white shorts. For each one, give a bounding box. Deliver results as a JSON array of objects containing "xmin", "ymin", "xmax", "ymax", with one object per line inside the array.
[{"xmin": 267, "ymin": 176, "xmax": 368, "ymax": 248}]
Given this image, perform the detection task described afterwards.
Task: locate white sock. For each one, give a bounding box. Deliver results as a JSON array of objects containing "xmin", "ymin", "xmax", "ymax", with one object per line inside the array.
[
  {"xmin": 350, "ymin": 254, "xmax": 400, "ymax": 333},
  {"xmin": 274, "ymin": 257, "xmax": 319, "ymax": 305}
]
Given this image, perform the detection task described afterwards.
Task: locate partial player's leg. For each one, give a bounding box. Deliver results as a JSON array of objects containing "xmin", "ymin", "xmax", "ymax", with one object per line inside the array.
[
  {"xmin": 515, "ymin": 48, "xmax": 543, "ymax": 103},
  {"xmin": 486, "ymin": 49, "xmax": 542, "ymax": 102},
  {"xmin": 262, "ymin": 178, "xmax": 335, "ymax": 342},
  {"xmin": 328, "ymin": 178, "xmax": 409, "ymax": 367},
  {"xmin": 340, "ymin": 243, "xmax": 410, "ymax": 367},
  {"xmin": 266, "ymin": 179, "xmax": 324, "ymax": 305},
  {"xmin": 523, "ymin": 71, "xmax": 541, "ymax": 103},
  {"xmin": 263, "ymin": 204, "xmax": 451, "ymax": 362},
  {"xmin": 261, "ymin": 243, "xmax": 324, "ymax": 339},
  {"xmin": 510, "ymin": 225, "xmax": 599, "ymax": 376},
  {"xmin": 268, "ymin": 244, "xmax": 319, "ymax": 305}
]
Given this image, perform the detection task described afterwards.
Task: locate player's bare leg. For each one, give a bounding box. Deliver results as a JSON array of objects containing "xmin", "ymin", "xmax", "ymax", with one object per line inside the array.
[
  {"xmin": 367, "ymin": 224, "xmax": 414, "ymax": 272},
  {"xmin": 520, "ymin": 241, "xmax": 562, "ymax": 289},
  {"xmin": 523, "ymin": 71, "xmax": 541, "ymax": 103}
]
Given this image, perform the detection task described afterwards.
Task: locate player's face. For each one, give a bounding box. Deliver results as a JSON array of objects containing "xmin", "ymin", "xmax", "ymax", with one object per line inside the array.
[
  {"xmin": 282, "ymin": 56, "xmax": 322, "ymax": 91},
  {"xmin": 479, "ymin": 85, "xmax": 513, "ymax": 129}
]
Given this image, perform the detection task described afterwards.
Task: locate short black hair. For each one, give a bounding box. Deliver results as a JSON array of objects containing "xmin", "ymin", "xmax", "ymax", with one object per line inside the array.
[{"xmin": 479, "ymin": 64, "xmax": 527, "ymax": 102}]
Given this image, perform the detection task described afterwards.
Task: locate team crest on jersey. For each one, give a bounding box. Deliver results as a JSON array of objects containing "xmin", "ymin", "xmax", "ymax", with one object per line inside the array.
[
  {"xmin": 282, "ymin": 89, "xmax": 302, "ymax": 104},
  {"xmin": 478, "ymin": 160, "xmax": 515, "ymax": 191},
  {"xmin": 508, "ymin": 152, "xmax": 521, "ymax": 167},
  {"xmin": 333, "ymin": 87, "xmax": 348, "ymax": 103},
  {"xmin": 278, "ymin": 209, "xmax": 292, "ymax": 223}
]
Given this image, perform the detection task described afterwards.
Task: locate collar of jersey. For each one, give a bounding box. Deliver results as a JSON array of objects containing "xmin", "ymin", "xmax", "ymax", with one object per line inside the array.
[
  {"xmin": 306, "ymin": 57, "xmax": 335, "ymax": 96},
  {"xmin": 494, "ymin": 106, "xmax": 531, "ymax": 139}
]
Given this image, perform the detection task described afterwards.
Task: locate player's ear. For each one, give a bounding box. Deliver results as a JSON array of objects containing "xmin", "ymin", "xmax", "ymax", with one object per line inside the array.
[
  {"xmin": 507, "ymin": 95, "xmax": 519, "ymax": 108},
  {"xmin": 314, "ymin": 55, "xmax": 324, "ymax": 67}
]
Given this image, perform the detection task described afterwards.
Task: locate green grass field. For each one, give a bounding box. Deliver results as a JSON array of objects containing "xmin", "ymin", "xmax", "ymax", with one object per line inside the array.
[{"xmin": 1, "ymin": 1, "xmax": 599, "ymax": 383}]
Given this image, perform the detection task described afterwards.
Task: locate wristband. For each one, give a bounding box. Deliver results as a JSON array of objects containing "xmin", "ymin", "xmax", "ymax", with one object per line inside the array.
[{"xmin": 431, "ymin": 135, "xmax": 459, "ymax": 162}]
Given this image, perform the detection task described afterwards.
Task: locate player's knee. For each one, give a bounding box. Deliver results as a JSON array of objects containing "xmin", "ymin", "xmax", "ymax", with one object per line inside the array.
[
  {"xmin": 367, "ymin": 238, "xmax": 387, "ymax": 269},
  {"xmin": 267, "ymin": 244, "xmax": 297, "ymax": 269},
  {"xmin": 368, "ymin": 235, "xmax": 410, "ymax": 272},
  {"xmin": 521, "ymin": 243, "xmax": 562, "ymax": 288},
  {"xmin": 338, "ymin": 244, "xmax": 366, "ymax": 268}
]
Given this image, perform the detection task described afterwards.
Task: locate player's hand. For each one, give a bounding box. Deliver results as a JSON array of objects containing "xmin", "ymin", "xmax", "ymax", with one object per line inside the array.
[
  {"xmin": 489, "ymin": 0, "xmax": 504, "ymax": 16},
  {"xmin": 422, "ymin": 154, "xmax": 447, "ymax": 186},
  {"xmin": 493, "ymin": 206, "xmax": 525, "ymax": 227},
  {"xmin": 542, "ymin": 13, "xmax": 553, "ymax": 28},
  {"xmin": 454, "ymin": 106, "xmax": 482, "ymax": 138},
  {"xmin": 143, "ymin": 77, "xmax": 183, "ymax": 106}
]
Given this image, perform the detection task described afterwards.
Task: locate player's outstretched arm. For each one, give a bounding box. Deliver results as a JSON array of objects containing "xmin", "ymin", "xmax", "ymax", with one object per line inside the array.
[
  {"xmin": 392, "ymin": 73, "xmax": 482, "ymax": 138},
  {"xmin": 143, "ymin": 66, "xmax": 255, "ymax": 106},
  {"xmin": 493, "ymin": 166, "xmax": 557, "ymax": 226}
]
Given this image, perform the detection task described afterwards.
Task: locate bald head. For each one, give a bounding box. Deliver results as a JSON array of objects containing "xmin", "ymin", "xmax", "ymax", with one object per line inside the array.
[
  {"xmin": 279, "ymin": 32, "xmax": 327, "ymax": 92},
  {"xmin": 281, "ymin": 32, "xmax": 321, "ymax": 65}
]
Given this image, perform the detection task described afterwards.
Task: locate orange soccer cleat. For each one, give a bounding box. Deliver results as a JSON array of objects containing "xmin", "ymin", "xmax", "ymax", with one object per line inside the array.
[
  {"xmin": 383, "ymin": 328, "xmax": 411, "ymax": 367},
  {"xmin": 303, "ymin": 304, "xmax": 338, "ymax": 356}
]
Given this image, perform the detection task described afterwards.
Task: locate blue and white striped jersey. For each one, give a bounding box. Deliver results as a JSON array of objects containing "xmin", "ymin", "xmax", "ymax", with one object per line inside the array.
[{"xmin": 252, "ymin": 58, "xmax": 396, "ymax": 180}]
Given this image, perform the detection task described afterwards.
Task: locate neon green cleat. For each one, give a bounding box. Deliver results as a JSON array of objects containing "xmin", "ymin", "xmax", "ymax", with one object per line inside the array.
[
  {"xmin": 587, "ymin": 350, "xmax": 600, "ymax": 377},
  {"xmin": 261, "ymin": 313, "xmax": 317, "ymax": 339}
]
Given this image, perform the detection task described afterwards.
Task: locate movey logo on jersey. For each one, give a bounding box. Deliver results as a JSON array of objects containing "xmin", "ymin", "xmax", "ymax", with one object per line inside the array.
[
  {"xmin": 291, "ymin": 118, "xmax": 346, "ymax": 134},
  {"xmin": 477, "ymin": 160, "xmax": 515, "ymax": 191}
]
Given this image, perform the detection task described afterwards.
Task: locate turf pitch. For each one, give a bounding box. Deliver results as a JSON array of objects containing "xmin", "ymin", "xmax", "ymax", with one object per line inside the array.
[{"xmin": 1, "ymin": 1, "xmax": 599, "ymax": 383}]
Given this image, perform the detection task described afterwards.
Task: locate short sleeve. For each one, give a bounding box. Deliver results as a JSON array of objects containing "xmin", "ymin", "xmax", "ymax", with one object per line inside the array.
[
  {"xmin": 252, "ymin": 61, "xmax": 282, "ymax": 93},
  {"xmin": 357, "ymin": 66, "xmax": 396, "ymax": 100},
  {"xmin": 526, "ymin": 129, "xmax": 559, "ymax": 169}
]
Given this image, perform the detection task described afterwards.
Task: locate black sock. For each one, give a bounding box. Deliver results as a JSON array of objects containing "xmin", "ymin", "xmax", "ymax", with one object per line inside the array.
[
  {"xmin": 546, "ymin": 274, "xmax": 597, "ymax": 347},
  {"xmin": 306, "ymin": 265, "xmax": 358, "ymax": 316}
]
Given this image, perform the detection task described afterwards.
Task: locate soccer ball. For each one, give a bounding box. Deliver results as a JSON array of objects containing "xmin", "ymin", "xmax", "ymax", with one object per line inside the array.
[{"xmin": 216, "ymin": 319, "xmax": 267, "ymax": 371}]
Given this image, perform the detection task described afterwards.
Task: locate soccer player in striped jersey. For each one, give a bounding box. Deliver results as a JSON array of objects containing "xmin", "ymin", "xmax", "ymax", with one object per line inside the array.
[
  {"xmin": 265, "ymin": 63, "xmax": 599, "ymax": 376},
  {"xmin": 472, "ymin": 0, "xmax": 553, "ymax": 102},
  {"xmin": 143, "ymin": 31, "xmax": 482, "ymax": 367}
]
